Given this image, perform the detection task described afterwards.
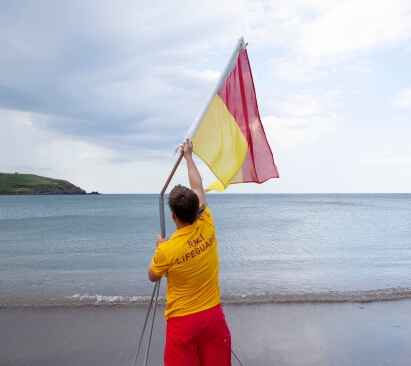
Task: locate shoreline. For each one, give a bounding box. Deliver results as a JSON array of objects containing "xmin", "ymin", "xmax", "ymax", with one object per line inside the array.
[
  {"xmin": 2, "ymin": 287, "xmax": 410, "ymax": 309},
  {"xmin": 1, "ymin": 296, "xmax": 411, "ymax": 309},
  {"xmin": 1, "ymin": 300, "xmax": 410, "ymax": 365}
]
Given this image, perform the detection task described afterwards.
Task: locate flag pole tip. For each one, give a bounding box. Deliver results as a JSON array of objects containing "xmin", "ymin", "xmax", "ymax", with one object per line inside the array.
[{"xmin": 238, "ymin": 37, "xmax": 247, "ymax": 50}]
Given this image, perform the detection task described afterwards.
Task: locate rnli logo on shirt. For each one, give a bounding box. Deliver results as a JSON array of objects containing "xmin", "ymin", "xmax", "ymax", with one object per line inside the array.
[{"xmin": 176, "ymin": 233, "xmax": 216, "ymax": 265}]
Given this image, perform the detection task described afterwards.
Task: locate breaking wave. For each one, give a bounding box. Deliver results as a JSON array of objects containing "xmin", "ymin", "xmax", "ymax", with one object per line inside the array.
[{"xmin": 1, "ymin": 287, "xmax": 410, "ymax": 308}]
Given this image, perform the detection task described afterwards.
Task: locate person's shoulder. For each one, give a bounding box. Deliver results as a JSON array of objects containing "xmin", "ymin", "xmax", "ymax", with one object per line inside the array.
[
  {"xmin": 159, "ymin": 236, "xmax": 176, "ymax": 249},
  {"xmin": 199, "ymin": 204, "xmax": 213, "ymax": 222},
  {"xmin": 155, "ymin": 237, "xmax": 177, "ymax": 260}
]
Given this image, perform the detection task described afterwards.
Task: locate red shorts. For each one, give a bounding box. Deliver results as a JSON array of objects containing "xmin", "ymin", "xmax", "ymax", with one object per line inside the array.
[{"xmin": 164, "ymin": 304, "xmax": 231, "ymax": 366}]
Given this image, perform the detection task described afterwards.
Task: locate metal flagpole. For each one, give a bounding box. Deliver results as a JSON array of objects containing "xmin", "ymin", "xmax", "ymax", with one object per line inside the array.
[
  {"xmin": 132, "ymin": 281, "xmax": 159, "ymax": 366},
  {"xmin": 142, "ymin": 280, "xmax": 161, "ymax": 366},
  {"xmin": 232, "ymin": 348, "xmax": 246, "ymax": 366},
  {"xmin": 133, "ymin": 151, "xmax": 184, "ymax": 366}
]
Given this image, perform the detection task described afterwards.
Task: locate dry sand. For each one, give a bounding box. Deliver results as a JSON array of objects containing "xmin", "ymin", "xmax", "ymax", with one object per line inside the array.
[{"xmin": 1, "ymin": 300, "xmax": 410, "ymax": 366}]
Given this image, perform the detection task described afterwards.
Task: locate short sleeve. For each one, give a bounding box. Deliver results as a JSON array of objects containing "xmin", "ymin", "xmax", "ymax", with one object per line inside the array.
[
  {"xmin": 151, "ymin": 246, "xmax": 169, "ymax": 277},
  {"xmin": 199, "ymin": 205, "xmax": 214, "ymax": 226}
]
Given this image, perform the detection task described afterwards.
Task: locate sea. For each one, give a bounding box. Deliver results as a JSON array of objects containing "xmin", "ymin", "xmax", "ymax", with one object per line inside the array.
[{"xmin": 0, "ymin": 194, "xmax": 410, "ymax": 308}]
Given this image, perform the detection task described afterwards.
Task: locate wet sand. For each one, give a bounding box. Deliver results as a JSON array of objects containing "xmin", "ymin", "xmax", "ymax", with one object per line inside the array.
[{"xmin": 1, "ymin": 300, "xmax": 410, "ymax": 366}]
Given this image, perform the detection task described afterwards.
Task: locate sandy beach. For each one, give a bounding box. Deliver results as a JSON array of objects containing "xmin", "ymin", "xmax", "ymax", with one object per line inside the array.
[{"xmin": 1, "ymin": 300, "xmax": 410, "ymax": 366}]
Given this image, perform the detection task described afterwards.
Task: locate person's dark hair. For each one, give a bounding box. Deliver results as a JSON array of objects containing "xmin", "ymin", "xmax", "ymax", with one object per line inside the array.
[{"xmin": 168, "ymin": 184, "xmax": 199, "ymax": 224}]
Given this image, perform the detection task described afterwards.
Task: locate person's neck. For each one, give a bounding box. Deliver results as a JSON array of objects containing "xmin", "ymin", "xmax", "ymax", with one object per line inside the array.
[{"xmin": 175, "ymin": 221, "xmax": 190, "ymax": 230}]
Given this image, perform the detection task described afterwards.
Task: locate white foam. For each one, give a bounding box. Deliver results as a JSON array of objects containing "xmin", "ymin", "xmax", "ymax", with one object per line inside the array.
[{"xmin": 68, "ymin": 293, "xmax": 163, "ymax": 305}]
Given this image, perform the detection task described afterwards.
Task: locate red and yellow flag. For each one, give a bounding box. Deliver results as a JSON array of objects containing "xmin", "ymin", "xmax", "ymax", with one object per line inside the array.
[{"xmin": 185, "ymin": 38, "xmax": 279, "ymax": 192}]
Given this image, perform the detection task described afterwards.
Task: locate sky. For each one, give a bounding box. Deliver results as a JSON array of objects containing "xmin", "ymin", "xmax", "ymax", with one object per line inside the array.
[{"xmin": 1, "ymin": 0, "xmax": 411, "ymax": 193}]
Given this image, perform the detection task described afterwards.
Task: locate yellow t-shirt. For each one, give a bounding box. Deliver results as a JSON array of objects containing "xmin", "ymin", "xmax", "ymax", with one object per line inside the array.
[{"xmin": 151, "ymin": 205, "xmax": 220, "ymax": 320}]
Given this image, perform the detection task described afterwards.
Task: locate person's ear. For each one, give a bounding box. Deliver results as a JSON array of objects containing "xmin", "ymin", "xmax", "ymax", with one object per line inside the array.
[{"xmin": 171, "ymin": 211, "xmax": 176, "ymax": 222}]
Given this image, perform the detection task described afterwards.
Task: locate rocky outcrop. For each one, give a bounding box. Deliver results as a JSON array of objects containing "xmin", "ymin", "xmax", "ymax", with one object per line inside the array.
[{"xmin": 30, "ymin": 182, "xmax": 87, "ymax": 195}]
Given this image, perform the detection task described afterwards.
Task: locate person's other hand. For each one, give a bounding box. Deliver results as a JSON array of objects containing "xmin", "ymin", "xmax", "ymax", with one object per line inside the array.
[{"xmin": 156, "ymin": 235, "xmax": 168, "ymax": 247}]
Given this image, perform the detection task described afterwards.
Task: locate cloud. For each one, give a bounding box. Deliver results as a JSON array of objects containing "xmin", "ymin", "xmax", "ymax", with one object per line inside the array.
[
  {"xmin": 184, "ymin": 69, "xmax": 220, "ymax": 81},
  {"xmin": 343, "ymin": 61, "xmax": 373, "ymax": 74},
  {"xmin": 263, "ymin": 114, "xmax": 341, "ymax": 149},
  {"xmin": 388, "ymin": 88, "xmax": 411, "ymax": 108},
  {"xmin": 0, "ymin": 0, "xmax": 249, "ymax": 155},
  {"xmin": 0, "ymin": 108, "xmax": 118, "ymax": 169},
  {"xmin": 273, "ymin": 90, "xmax": 342, "ymax": 117},
  {"xmin": 262, "ymin": 90, "xmax": 343, "ymax": 149},
  {"xmin": 0, "ymin": 108, "xmax": 182, "ymax": 193},
  {"xmin": 269, "ymin": 57, "xmax": 328, "ymax": 82},
  {"xmin": 297, "ymin": 0, "xmax": 411, "ymax": 61},
  {"xmin": 350, "ymin": 156, "xmax": 411, "ymax": 167},
  {"xmin": 2, "ymin": 0, "xmax": 409, "ymax": 145},
  {"xmin": 263, "ymin": 0, "xmax": 411, "ymax": 81}
]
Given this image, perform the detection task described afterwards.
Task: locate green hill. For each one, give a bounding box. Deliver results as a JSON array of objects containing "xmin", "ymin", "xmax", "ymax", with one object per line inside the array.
[{"xmin": 0, "ymin": 173, "xmax": 87, "ymax": 195}]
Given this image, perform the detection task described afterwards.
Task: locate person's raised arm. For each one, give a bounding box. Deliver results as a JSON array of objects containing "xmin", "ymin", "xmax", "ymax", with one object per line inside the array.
[{"xmin": 183, "ymin": 139, "xmax": 207, "ymax": 206}]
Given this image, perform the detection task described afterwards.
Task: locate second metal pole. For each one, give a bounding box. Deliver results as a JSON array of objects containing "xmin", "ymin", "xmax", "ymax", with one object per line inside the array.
[{"xmin": 141, "ymin": 152, "xmax": 184, "ymax": 365}]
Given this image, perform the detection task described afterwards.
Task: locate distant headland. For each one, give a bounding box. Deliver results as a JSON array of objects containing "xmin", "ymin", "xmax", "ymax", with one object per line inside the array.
[{"xmin": 0, "ymin": 172, "xmax": 99, "ymax": 195}]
